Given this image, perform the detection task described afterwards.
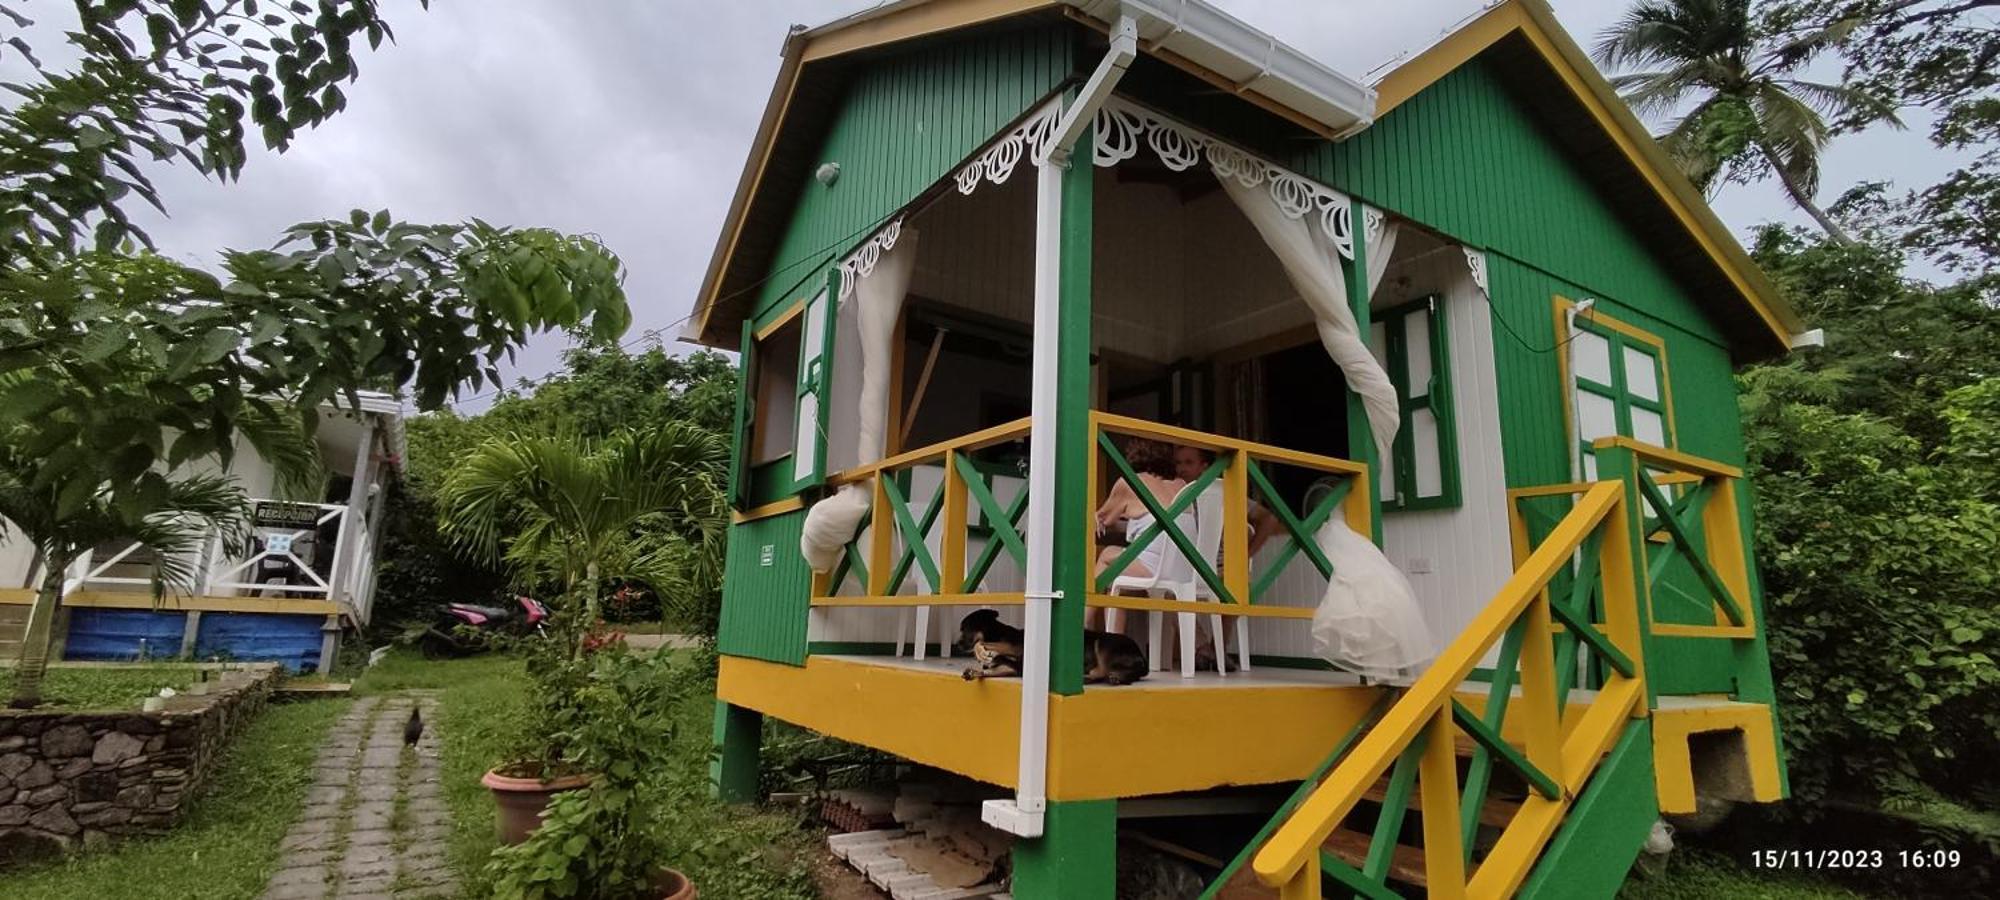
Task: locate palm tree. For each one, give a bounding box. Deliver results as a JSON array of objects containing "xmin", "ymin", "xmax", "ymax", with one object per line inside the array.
[
  {"xmin": 1594, "ymin": 0, "xmax": 1898, "ymax": 243},
  {"xmin": 434, "ymin": 424, "xmax": 728, "ymax": 629},
  {"xmin": 0, "ymin": 472, "xmax": 251, "ymax": 707}
]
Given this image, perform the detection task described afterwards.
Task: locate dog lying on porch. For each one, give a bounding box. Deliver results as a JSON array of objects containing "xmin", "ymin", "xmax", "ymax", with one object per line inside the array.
[{"xmin": 954, "ymin": 609, "xmax": 1149, "ymax": 685}]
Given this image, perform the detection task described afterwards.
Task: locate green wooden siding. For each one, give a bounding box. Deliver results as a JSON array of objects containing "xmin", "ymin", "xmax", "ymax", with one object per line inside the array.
[
  {"xmin": 1277, "ymin": 55, "xmax": 1768, "ymax": 699},
  {"xmin": 718, "ymin": 25, "xmax": 1077, "ymax": 665},
  {"xmin": 1290, "ymin": 57, "xmax": 1724, "ymax": 348},
  {"xmin": 717, "ymin": 509, "xmax": 811, "ymax": 665},
  {"xmin": 746, "ymin": 25, "xmax": 1076, "ymax": 325}
]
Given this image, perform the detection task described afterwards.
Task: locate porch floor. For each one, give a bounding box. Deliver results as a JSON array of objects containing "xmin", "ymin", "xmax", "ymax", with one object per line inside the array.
[{"xmin": 821, "ymin": 653, "xmax": 1367, "ymax": 690}]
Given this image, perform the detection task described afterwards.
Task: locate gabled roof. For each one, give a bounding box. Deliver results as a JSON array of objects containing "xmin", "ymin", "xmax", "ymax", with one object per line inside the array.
[
  {"xmin": 1375, "ymin": 0, "xmax": 1804, "ymax": 353},
  {"xmin": 686, "ymin": 0, "xmax": 1805, "ymax": 355},
  {"xmin": 684, "ymin": 0, "xmax": 1376, "ymax": 348}
]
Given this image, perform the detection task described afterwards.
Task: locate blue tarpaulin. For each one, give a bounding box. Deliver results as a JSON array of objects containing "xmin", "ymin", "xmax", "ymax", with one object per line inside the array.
[
  {"xmin": 194, "ymin": 612, "xmax": 323, "ymax": 672},
  {"xmin": 63, "ymin": 608, "xmax": 186, "ymax": 662}
]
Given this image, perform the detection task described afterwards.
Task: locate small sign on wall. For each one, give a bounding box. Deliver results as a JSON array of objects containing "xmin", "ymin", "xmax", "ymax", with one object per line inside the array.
[{"xmin": 759, "ymin": 544, "xmax": 774, "ymax": 567}]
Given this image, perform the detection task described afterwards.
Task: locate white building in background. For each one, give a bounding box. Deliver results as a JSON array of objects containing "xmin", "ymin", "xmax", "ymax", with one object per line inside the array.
[{"xmin": 0, "ymin": 392, "xmax": 403, "ymax": 673}]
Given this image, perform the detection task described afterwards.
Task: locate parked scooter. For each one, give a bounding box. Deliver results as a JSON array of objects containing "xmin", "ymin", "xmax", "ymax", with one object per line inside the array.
[{"xmin": 417, "ymin": 595, "xmax": 550, "ymax": 658}]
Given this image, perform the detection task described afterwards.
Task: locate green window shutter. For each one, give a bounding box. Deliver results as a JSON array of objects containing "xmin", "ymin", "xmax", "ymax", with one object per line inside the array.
[
  {"xmin": 728, "ymin": 328, "xmax": 757, "ymax": 510},
  {"xmin": 1374, "ymin": 295, "xmax": 1462, "ymax": 512},
  {"xmin": 789, "ymin": 269, "xmax": 841, "ymax": 492}
]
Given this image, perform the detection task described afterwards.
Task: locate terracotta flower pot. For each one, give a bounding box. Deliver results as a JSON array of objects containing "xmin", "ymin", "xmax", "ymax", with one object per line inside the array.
[
  {"xmin": 655, "ymin": 867, "xmax": 698, "ymax": 900},
  {"xmin": 481, "ymin": 767, "xmax": 592, "ymax": 845}
]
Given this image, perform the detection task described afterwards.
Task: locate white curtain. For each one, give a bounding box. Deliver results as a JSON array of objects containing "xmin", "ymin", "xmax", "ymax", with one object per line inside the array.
[
  {"xmin": 1367, "ymin": 213, "xmax": 1401, "ymax": 299},
  {"xmin": 1215, "ymin": 178, "xmax": 1434, "ymax": 679},
  {"xmin": 1215, "ymin": 177, "xmax": 1399, "ymax": 462},
  {"xmin": 1309, "ymin": 518, "xmax": 1436, "ymax": 681},
  {"xmin": 800, "ymin": 231, "xmax": 920, "ymax": 572}
]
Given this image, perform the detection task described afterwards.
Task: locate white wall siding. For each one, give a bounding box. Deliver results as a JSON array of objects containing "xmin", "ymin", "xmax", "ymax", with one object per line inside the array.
[{"xmin": 1371, "ymin": 245, "xmax": 1515, "ymax": 659}]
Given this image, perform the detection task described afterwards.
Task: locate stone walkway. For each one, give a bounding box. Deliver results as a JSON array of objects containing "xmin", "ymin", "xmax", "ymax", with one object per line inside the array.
[{"xmin": 262, "ymin": 692, "xmax": 456, "ymax": 900}]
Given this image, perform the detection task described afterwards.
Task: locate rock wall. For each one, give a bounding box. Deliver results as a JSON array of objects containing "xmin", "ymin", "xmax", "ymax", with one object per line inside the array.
[{"xmin": 0, "ymin": 664, "xmax": 281, "ymax": 864}]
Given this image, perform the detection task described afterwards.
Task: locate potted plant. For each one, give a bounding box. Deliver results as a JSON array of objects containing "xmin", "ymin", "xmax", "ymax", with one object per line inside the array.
[
  {"xmin": 486, "ymin": 646, "xmax": 701, "ymax": 899},
  {"xmin": 435, "ymin": 426, "xmax": 727, "ymax": 843}
]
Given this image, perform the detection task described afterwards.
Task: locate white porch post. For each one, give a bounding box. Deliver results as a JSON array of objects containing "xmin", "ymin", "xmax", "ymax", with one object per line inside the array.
[{"xmin": 328, "ymin": 414, "xmax": 377, "ymax": 610}]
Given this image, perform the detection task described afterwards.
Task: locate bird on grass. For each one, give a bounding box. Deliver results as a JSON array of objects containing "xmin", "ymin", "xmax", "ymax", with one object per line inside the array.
[{"xmin": 403, "ymin": 706, "xmax": 424, "ymax": 746}]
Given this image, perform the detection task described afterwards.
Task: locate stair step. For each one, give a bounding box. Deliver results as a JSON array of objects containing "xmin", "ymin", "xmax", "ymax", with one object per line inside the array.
[
  {"xmin": 1361, "ymin": 778, "xmax": 1521, "ymax": 829},
  {"xmin": 1323, "ymin": 828, "xmax": 1428, "ymax": 888}
]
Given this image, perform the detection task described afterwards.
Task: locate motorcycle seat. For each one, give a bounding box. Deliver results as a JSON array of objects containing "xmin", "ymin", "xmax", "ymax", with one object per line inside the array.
[{"xmin": 446, "ymin": 602, "xmax": 512, "ymax": 620}]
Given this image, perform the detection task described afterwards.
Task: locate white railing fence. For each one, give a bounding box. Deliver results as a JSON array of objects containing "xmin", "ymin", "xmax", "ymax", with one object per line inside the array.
[{"xmin": 68, "ymin": 499, "xmax": 377, "ymax": 621}]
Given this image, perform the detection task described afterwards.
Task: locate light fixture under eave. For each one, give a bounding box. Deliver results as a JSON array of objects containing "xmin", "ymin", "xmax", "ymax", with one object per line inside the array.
[{"xmin": 815, "ymin": 162, "xmax": 840, "ymax": 187}]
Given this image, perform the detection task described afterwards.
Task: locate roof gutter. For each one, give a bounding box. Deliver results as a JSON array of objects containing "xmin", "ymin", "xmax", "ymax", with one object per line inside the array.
[{"xmin": 1063, "ymin": 0, "xmax": 1376, "ymax": 137}]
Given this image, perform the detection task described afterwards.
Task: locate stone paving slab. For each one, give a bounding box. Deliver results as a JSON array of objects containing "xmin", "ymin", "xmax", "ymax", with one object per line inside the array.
[{"xmin": 260, "ymin": 695, "xmax": 458, "ymax": 900}]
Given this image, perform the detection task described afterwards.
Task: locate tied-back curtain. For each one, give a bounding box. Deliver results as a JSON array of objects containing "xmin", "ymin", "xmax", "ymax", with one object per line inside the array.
[
  {"xmin": 1214, "ymin": 177, "xmax": 1399, "ymax": 462},
  {"xmin": 800, "ymin": 230, "xmax": 920, "ymax": 572},
  {"xmin": 1215, "ymin": 176, "xmax": 1435, "ymax": 680},
  {"xmin": 1367, "ymin": 215, "xmax": 1400, "ymax": 299}
]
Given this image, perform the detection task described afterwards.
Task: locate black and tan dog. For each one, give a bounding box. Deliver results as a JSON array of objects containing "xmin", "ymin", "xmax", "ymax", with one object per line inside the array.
[{"xmin": 955, "ymin": 609, "xmax": 1148, "ymax": 685}]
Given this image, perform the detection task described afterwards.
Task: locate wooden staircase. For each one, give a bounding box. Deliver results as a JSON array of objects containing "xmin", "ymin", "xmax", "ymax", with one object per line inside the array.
[
  {"xmin": 1210, "ymin": 729, "xmax": 1536, "ymax": 898},
  {"xmin": 1201, "ymin": 480, "xmax": 1661, "ymax": 899}
]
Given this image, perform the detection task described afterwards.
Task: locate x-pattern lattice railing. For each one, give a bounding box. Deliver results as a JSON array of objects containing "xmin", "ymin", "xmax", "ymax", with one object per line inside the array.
[
  {"xmin": 1087, "ymin": 412, "xmax": 1370, "ymax": 624},
  {"xmin": 1592, "ymin": 437, "xmax": 1755, "ymax": 639},
  {"xmin": 813, "ymin": 418, "xmax": 1035, "ymax": 609},
  {"xmin": 1250, "ymin": 479, "xmax": 1645, "ymax": 899}
]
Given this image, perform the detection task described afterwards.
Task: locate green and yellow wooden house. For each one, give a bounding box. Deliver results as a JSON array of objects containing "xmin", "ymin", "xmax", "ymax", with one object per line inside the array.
[{"xmin": 684, "ymin": 1, "xmax": 1801, "ymax": 896}]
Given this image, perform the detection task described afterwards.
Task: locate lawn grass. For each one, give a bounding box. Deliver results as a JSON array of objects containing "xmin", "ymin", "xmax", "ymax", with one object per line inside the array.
[
  {"xmin": 0, "ymin": 697, "xmax": 351, "ymax": 899},
  {"xmin": 1620, "ymin": 848, "xmax": 1874, "ymax": 899},
  {"xmin": 0, "ymin": 665, "xmax": 199, "ymax": 710},
  {"xmin": 353, "ymin": 649, "xmax": 531, "ymax": 894}
]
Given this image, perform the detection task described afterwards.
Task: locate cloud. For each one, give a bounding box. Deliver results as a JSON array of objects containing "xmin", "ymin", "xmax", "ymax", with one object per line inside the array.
[{"xmin": 84, "ymin": 0, "xmax": 1938, "ymax": 412}]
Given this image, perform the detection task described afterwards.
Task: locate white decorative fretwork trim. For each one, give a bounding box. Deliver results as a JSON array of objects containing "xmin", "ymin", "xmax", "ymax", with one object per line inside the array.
[
  {"xmin": 1091, "ymin": 96, "xmax": 1355, "ymax": 260},
  {"xmin": 1463, "ymin": 247, "xmax": 1489, "ymax": 298},
  {"xmin": 1365, "ymin": 206, "xmax": 1386, "ymax": 252},
  {"xmin": 954, "ymin": 99, "xmax": 1062, "ymax": 195},
  {"xmin": 837, "ymin": 217, "xmax": 904, "ymax": 300}
]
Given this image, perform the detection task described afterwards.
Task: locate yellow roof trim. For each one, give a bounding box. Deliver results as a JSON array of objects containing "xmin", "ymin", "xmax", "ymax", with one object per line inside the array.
[
  {"xmin": 801, "ymin": 0, "xmax": 1056, "ymax": 62},
  {"xmin": 1374, "ymin": 0, "xmax": 1802, "ymax": 352}
]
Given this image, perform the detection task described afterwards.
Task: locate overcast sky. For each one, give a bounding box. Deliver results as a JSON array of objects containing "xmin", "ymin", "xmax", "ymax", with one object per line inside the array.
[{"xmin": 18, "ymin": 1, "xmax": 1958, "ymax": 410}]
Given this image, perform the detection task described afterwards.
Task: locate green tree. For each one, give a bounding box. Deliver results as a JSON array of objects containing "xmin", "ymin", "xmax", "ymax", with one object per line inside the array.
[
  {"xmin": 1594, "ymin": 0, "xmax": 1897, "ymax": 241},
  {"xmin": 0, "ymin": 1, "xmax": 633, "ymax": 707},
  {"xmin": 1742, "ymin": 227, "xmax": 2000, "ymax": 809},
  {"xmin": 1761, "ymin": 0, "xmax": 2000, "ymax": 277},
  {"xmin": 404, "ymin": 343, "xmax": 737, "ymax": 495},
  {"xmin": 433, "ymin": 425, "xmax": 728, "ymax": 630},
  {"xmin": 378, "ymin": 345, "xmax": 736, "ymax": 634}
]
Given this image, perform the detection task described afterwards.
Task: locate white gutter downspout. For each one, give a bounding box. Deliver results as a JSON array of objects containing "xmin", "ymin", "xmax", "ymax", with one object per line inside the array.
[{"xmin": 979, "ymin": 12, "xmax": 1138, "ymax": 841}]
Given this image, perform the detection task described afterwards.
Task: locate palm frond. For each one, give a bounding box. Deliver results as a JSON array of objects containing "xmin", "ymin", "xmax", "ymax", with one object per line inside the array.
[
  {"xmin": 235, "ymin": 401, "xmax": 323, "ymax": 499},
  {"xmin": 434, "ymin": 424, "xmax": 729, "ymax": 597},
  {"xmin": 1778, "ymin": 78, "xmax": 1903, "ymax": 129},
  {"xmin": 1595, "ymin": 0, "xmax": 1752, "ymax": 72},
  {"xmin": 116, "ymin": 474, "xmax": 248, "ymax": 599}
]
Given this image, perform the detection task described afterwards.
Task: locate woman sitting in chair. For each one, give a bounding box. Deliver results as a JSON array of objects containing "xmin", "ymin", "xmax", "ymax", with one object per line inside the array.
[{"xmin": 1089, "ymin": 436, "xmax": 1187, "ymax": 631}]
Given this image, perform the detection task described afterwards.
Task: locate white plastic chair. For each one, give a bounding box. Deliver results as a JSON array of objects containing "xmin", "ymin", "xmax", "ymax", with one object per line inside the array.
[{"xmin": 1109, "ymin": 483, "xmax": 1228, "ymax": 678}]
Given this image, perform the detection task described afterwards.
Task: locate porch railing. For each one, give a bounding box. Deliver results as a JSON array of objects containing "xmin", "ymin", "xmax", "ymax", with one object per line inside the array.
[
  {"xmin": 71, "ymin": 499, "xmax": 366, "ymax": 616},
  {"xmin": 813, "ymin": 417, "xmax": 1036, "ymax": 611},
  {"xmin": 809, "ymin": 414, "xmax": 1373, "ymax": 660},
  {"xmin": 1245, "ymin": 438, "xmax": 1756, "ymax": 897},
  {"xmin": 1087, "ymin": 412, "xmax": 1372, "ymax": 625},
  {"xmin": 1250, "ymin": 478, "xmax": 1645, "ymax": 898}
]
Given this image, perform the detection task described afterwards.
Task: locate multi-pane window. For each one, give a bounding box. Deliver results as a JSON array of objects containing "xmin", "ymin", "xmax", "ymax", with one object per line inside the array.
[
  {"xmin": 1370, "ymin": 295, "xmax": 1461, "ymax": 511},
  {"xmin": 1568, "ymin": 308, "xmax": 1671, "ymax": 481}
]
